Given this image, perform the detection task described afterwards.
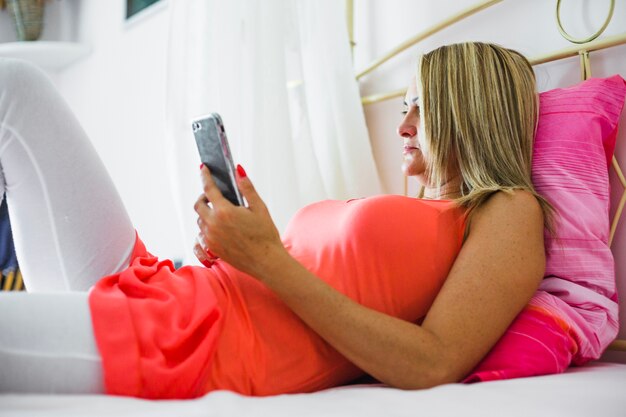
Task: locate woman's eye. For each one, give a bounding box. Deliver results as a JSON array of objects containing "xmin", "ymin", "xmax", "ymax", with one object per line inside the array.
[{"xmin": 401, "ymin": 110, "xmax": 408, "ymax": 115}]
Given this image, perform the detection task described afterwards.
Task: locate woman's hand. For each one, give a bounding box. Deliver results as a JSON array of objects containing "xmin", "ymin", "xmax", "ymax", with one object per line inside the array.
[
  {"xmin": 193, "ymin": 232, "xmax": 219, "ymax": 268},
  {"xmin": 193, "ymin": 165, "xmax": 288, "ymax": 278}
]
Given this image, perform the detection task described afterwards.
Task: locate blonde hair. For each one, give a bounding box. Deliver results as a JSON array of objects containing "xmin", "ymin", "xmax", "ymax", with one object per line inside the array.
[{"xmin": 418, "ymin": 42, "xmax": 554, "ymax": 234}]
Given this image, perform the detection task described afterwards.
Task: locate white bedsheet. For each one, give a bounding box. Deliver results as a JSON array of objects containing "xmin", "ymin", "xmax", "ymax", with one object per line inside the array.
[{"xmin": 1, "ymin": 362, "xmax": 625, "ymax": 417}]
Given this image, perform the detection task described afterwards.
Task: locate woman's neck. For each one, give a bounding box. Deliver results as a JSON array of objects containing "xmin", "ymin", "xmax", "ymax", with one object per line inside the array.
[{"xmin": 421, "ymin": 175, "xmax": 462, "ymax": 200}]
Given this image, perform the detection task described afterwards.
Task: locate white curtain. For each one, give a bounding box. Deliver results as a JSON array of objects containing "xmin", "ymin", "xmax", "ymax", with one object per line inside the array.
[{"xmin": 166, "ymin": 0, "xmax": 382, "ymax": 263}]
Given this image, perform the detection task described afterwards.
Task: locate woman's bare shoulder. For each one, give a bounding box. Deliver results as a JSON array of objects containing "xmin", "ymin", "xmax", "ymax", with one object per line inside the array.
[{"xmin": 470, "ymin": 189, "xmax": 544, "ymax": 232}]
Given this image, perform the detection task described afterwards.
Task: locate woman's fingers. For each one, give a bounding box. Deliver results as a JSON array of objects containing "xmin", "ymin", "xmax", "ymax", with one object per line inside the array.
[
  {"xmin": 197, "ymin": 232, "xmax": 219, "ymax": 259},
  {"xmin": 193, "ymin": 195, "xmax": 219, "ymax": 260},
  {"xmin": 200, "ymin": 165, "xmax": 229, "ymax": 207},
  {"xmin": 235, "ymin": 164, "xmax": 265, "ymax": 212},
  {"xmin": 194, "ymin": 243, "xmax": 215, "ymax": 268},
  {"xmin": 194, "ymin": 233, "xmax": 218, "ymax": 267},
  {"xmin": 194, "ymin": 193, "xmax": 212, "ymax": 219}
]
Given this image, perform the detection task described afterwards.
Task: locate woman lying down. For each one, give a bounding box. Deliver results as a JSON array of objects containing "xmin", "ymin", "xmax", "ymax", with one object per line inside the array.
[{"xmin": 0, "ymin": 42, "xmax": 614, "ymax": 398}]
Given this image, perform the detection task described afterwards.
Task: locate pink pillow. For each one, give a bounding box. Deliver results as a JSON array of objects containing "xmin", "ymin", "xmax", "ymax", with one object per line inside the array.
[{"xmin": 531, "ymin": 75, "xmax": 626, "ymax": 362}]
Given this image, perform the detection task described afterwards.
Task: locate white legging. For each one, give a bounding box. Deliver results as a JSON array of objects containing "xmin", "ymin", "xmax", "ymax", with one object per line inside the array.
[{"xmin": 0, "ymin": 58, "xmax": 137, "ymax": 394}]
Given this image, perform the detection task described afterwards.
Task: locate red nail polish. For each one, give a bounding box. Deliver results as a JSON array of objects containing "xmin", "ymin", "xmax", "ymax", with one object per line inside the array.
[
  {"xmin": 200, "ymin": 163, "xmax": 204, "ymax": 170},
  {"xmin": 236, "ymin": 164, "xmax": 247, "ymax": 178},
  {"xmin": 200, "ymin": 258, "xmax": 214, "ymax": 268}
]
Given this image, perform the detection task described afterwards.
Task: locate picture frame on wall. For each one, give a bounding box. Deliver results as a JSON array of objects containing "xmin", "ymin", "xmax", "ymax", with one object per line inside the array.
[{"xmin": 126, "ymin": 0, "xmax": 164, "ymax": 20}]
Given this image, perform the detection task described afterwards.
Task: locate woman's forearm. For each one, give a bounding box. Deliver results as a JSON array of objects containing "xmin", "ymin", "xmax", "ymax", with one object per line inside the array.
[{"xmin": 253, "ymin": 248, "xmax": 453, "ymax": 389}]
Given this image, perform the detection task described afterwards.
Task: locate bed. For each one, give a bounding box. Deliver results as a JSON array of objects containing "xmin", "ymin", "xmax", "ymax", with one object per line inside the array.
[
  {"xmin": 1, "ymin": 0, "xmax": 626, "ymax": 416},
  {"xmin": 0, "ymin": 362, "xmax": 624, "ymax": 417}
]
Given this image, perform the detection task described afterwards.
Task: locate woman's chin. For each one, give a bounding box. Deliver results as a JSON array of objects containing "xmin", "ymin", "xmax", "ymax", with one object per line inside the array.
[
  {"xmin": 401, "ymin": 162, "xmax": 421, "ymax": 178},
  {"xmin": 402, "ymin": 151, "xmax": 426, "ymax": 177},
  {"xmin": 401, "ymin": 165, "xmax": 429, "ymax": 189}
]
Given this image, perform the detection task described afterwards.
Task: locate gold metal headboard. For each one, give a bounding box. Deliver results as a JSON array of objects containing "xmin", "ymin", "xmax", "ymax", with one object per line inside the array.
[
  {"xmin": 360, "ymin": 32, "xmax": 626, "ymax": 105},
  {"xmin": 1, "ymin": 269, "xmax": 23, "ymax": 291},
  {"xmin": 611, "ymin": 159, "xmax": 626, "ymax": 247},
  {"xmin": 355, "ymin": 0, "xmax": 504, "ymax": 80},
  {"xmin": 556, "ymin": 0, "xmax": 615, "ymax": 44}
]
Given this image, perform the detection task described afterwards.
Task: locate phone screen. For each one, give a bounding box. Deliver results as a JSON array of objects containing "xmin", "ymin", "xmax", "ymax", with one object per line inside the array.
[{"xmin": 192, "ymin": 113, "xmax": 244, "ymax": 206}]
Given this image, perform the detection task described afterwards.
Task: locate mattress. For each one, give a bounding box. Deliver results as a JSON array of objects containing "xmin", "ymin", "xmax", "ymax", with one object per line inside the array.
[{"xmin": 1, "ymin": 362, "xmax": 624, "ymax": 417}]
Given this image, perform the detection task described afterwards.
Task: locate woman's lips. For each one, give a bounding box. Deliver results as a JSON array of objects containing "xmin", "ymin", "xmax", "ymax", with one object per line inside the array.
[{"xmin": 403, "ymin": 145, "xmax": 420, "ymax": 154}]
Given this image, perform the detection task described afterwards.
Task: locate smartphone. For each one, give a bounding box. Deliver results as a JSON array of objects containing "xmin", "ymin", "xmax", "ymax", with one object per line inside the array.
[{"xmin": 192, "ymin": 113, "xmax": 244, "ymax": 206}]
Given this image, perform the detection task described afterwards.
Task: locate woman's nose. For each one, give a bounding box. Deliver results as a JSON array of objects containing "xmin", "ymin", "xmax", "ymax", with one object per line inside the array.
[{"xmin": 397, "ymin": 119, "xmax": 417, "ymax": 139}]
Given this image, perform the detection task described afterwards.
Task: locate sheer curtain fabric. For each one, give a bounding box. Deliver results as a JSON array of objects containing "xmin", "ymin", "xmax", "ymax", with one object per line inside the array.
[{"xmin": 166, "ymin": 0, "xmax": 381, "ymax": 263}]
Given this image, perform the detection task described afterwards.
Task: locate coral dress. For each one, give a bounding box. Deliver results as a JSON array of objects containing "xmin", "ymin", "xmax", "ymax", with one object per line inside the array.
[{"xmin": 89, "ymin": 196, "xmax": 466, "ymax": 398}]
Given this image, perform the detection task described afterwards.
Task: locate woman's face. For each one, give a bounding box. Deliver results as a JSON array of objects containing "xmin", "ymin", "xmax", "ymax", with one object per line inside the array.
[{"xmin": 397, "ymin": 78, "xmax": 428, "ymax": 182}]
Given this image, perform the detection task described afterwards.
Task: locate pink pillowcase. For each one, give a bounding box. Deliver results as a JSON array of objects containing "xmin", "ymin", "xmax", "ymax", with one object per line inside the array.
[
  {"xmin": 534, "ymin": 75, "xmax": 624, "ymax": 240},
  {"xmin": 468, "ymin": 75, "xmax": 626, "ymax": 383},
  {"xmin": 531, "ymin": 75, "xmax": 626, "ymax": 362}
]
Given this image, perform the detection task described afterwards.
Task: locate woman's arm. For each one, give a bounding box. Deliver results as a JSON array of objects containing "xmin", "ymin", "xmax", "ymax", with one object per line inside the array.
[{"xmin": 195, "ymin": 167, "xmax": 545, "ymax": 389}]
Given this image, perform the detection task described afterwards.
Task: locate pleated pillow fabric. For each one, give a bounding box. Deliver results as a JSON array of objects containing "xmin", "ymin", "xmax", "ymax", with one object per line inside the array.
[{"xmin": 530, "ymin": 75, "xmax": 626, "ymax": 362}]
